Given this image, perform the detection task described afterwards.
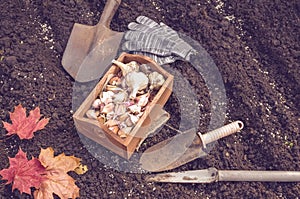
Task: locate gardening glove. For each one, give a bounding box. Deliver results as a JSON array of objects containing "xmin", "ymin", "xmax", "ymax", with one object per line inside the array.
[
  {"xmin": 127, "ymin": 16, "xmax": 179, "ymax": 41},
  {"xmin": 132, "ymin": 51, "xmax": 177, "ymax": 65},
  {"xmin": 122, "ymin": 16, "xmax": 196, "ymax": 61}
]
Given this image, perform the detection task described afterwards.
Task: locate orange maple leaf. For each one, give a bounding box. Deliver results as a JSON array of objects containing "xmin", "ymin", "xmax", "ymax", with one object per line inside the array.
[
  {"xmin": 0, "ymin": 148, "xmax": 46, "ymax": 195},
  {"xmin": 34, "ymin": 147, "xmax": 81, "ymax": 199},
  {"xmin": 2, "ymin": 104, "xmax": 50, "ymax": 139}
]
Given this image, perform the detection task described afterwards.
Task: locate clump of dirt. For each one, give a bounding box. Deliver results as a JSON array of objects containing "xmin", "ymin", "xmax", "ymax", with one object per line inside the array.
[{"xmin": 0, "ymin": 0, "xmax": 299, "ymax": 198}]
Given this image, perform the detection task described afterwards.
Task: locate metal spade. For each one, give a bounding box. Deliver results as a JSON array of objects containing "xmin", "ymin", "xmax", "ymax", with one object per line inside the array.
[{"xmin": 62, "ymin": 0, "xmax": 124, "ymax": 82}]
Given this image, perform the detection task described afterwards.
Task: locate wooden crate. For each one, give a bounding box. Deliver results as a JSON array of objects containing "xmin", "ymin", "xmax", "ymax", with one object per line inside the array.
[{"xmin": 73, "ymin": 52, "xmax": 174, "ymax": 159}]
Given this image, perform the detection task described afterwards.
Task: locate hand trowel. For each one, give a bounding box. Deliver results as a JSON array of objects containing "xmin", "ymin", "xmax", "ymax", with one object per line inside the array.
[
  {"xmin": 146, "ymin": 167, "xmax": 300, "ymax": 183},
  {"xmin": 139, "ymin": 121, "xmax": 244, "ymax": 172},
  {"xmin": 62, "ymin": 0, "xmax": 124, "ymax": 82}
]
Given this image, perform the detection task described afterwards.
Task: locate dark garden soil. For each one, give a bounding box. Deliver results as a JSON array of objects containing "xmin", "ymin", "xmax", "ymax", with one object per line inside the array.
[{"xmin": 0, "ymin": 0, "xmax": 299, "ymax": 198}]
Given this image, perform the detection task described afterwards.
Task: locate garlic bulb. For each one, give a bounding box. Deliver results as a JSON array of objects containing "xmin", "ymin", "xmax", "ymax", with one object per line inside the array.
[
  {"xmin": 113, "ymin": 60, "xmax": 139, "ymax": 76},
  {"xmin": 149, "ymin": 71, "xmax": 165, "ymax": 90},
  {"xmin": 139, "ymin": 64, "xmax": 151, "ymax": 74},
  {"xmin": 125, "ymin": 71, "xmax": 149, "ymax": 99}
]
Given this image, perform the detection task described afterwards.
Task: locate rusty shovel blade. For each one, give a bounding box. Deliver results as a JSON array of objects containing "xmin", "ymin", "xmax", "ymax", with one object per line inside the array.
[{"xmin": 62, "ymin": 0, "xmax": 124, "ymax": 82}]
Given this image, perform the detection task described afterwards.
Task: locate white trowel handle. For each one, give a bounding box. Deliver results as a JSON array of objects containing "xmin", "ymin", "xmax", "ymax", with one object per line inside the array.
[
  {"xmin": 98, "ymin": 0, "xmax": 122, "ymax": 27},
  {"xmin": 198, "ymin": 121, "xmax": 244, "ymax": 148}
]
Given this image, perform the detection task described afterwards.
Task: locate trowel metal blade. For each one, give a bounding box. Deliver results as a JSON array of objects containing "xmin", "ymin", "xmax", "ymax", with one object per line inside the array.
[{"xmin": 139, "ymin": 128, "xmax": 209, "ymax": 172}]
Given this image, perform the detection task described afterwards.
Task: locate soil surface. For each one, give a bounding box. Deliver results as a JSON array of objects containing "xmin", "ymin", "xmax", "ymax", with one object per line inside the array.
[{"xmin": 0, "ymin": 0, "xmax": 299, "ymax": 198}]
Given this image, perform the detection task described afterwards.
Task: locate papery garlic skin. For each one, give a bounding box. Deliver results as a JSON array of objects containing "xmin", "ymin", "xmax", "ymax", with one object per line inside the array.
[
  {"xmin": 125, "ymin": 71, "xmax": 149, "ymax": 99},
  {"xmin": 86, "ymin": 109, "xmax": 98, "ymax": 119}
]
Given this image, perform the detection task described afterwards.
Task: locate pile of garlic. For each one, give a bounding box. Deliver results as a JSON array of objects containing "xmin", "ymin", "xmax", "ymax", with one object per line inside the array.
[{"xmin": 86, "ymin": 60, "xmax": 165, "ymax": 139}]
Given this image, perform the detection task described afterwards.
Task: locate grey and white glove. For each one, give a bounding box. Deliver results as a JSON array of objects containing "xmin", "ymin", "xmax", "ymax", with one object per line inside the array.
[
  {"xmin": 131, "ymin": 51, "xmax": 177, "ymax": 65},
  {"xmin": 122, "ymin": 16, "xmax": 196, "ymax": 62}
]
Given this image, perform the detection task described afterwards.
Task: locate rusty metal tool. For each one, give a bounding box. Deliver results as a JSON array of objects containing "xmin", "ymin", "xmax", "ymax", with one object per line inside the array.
[
  {"xmin": 62, "ymin": 0, "xmax": 124, "ymax": 82},
  {"xmin": 146, "ymin": 167, "xmax": 300, "ymax": 183},
  {"xmin": 139, "ymin": 121, "xmax": 244, "ymax": 172}
]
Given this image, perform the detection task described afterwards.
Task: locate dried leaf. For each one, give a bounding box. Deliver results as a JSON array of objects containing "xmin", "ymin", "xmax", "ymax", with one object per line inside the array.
[
  {"xmin": 74, "ymin": 164, "xmax": 88, "ymax": 175},
  {"xmin": 0, "ymin": 148, "xmax": 46, "ymax": 195},
  {"xmin": 34, "ymin": 147, "xmax": 82, "ymax": 199},
  {"xmin": 2, "ymin": 104, "xmax": 50, "ymax": 139},
  {"xmin": 38, "ymin": 147, "xmax": 81, "ymax": 173},
  {"xmin": 33, "ymin": 174, "xmax": 80, "ymax": 199}
]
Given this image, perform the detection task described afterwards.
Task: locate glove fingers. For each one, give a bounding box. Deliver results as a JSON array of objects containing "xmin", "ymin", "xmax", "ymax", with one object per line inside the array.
[
  {"xmin": 124, "ymin": 31, "xmax": 164, "ymax": 49},
  {"xmin": 122, "ymin": 40, "xmax": 143, "ymax": 51},
  {"xmin": 131, "ymin": 16, "xmax": 179, "ymax": 40},
  {"xmin": 159, "ymin": 22, "xmax": 175, "ymax": 33},
  {"xmin": 159, "ymin": 22, "xmax": 179, "ymax": 40},
  {"xmin": 136, "ymin": 16, "xmax": 159, "ymax": 28},
  {"xmin": 128, "ymin": 22, "xmax": 153, "ymax": 32},
  {"xmin": 124, "ymin": 30, "xmax": 148, "ymax": 41}
]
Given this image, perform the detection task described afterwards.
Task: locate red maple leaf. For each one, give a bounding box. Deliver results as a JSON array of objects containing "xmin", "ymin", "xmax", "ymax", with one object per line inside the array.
[
  {"xmin": 0, "ymin": 148, "xmax": 46, "ymax": 195},
  {"xmin": 2, "ymin": 104, "xmax": 50, "ymax": 139}
]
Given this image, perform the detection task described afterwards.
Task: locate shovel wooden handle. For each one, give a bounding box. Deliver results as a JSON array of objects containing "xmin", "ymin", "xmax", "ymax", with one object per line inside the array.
[{"xmin": 98, "ymin": 0, "xmax": 122, "ymax": 27}]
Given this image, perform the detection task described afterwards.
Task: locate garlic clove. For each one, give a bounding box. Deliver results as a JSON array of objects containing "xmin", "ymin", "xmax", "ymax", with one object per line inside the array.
[
  {"xmin": 129, "ymin": 114, "xmax": 140, "ymax": 125},
  {"xmin": 120, "ymin": 126, "xmax": 133, "ymax": 134},
  {"xmin": 100, "ymin": 91, "xmax": 114, "ymax": 104},
  {"xmin": 128, "ymin": 104, "xmax": 141, "ymax": 114},
  {"xmin": 97, "ymin": 114, "xmax": 106, "ymax": 124},
  {"xmin": 106, "ymin": 111, "xmax": 115, "ymax": 120},
  {"xmin": 86, "ymin": 109, "xmax": 98, "ymax": 119},
  {"xmin": 106, "ymin": 85, "xmax": 124, "ymax": 93},
  {"xmin": 92, "ymin": 98, "xmax": 102, "ymax": 109},
  {"xmin": 136, "ymin": 92, "xmax": 150, "ymax": 107},
  {"xmin": 109, "ymin": 125, "xmax": 119, "ymax": 134},
  {"xmin": 118, "ymin": 131, "xmax": 127, "ymax": 139},
  {"xmin": 105, "ymin": 119, "xmax": 120, "ymax": 127},
  {"xmin": 118, "ymin": 113, "xmax": 129, "ymax": 122},
  {"xmin": 101, "ymin": 103, "xmax": 114, "ymax": 114},
  {"xmin": 114, "ymin": 104, "xmax": 127, "ymax": 116},
  {"xmin": 125, "ymin": 117, "xmax": 134, "ymax": 127},
  {"xmin": 108, "ymin": 76, "xmax": 122, "ymax": 86}
]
